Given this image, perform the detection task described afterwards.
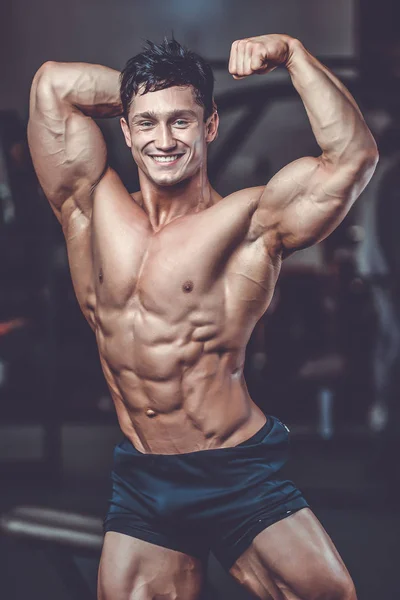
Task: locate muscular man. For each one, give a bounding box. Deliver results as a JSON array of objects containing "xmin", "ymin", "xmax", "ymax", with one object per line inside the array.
[{"xmin": 28, "ymin": 35, "xmax": 378, "ymax": 600}]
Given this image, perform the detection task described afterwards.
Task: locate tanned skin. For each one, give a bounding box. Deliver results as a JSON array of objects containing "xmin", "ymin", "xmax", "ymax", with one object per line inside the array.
[{"xmin": 28, "ymin": 34, "xmax": 377, "ymax": 600}]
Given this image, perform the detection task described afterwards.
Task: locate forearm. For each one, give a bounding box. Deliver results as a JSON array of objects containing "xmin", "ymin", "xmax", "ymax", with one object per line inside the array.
[
  {"xmin": 286, "ymin": 39, "xmax": 377, "ymax": 164},
  {"xmin": 32, "ymin": 61, "xmax": 122, "ymax": 118}
]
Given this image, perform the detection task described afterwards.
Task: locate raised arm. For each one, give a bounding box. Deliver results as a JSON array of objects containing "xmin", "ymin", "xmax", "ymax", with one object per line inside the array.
[
  {"xmin": 28, "ymin": 61, "xmax": 122, "ymax": 223},
  {"xmin": 229, "ymin": 34, "xmax": 379, "ymax": 257}
]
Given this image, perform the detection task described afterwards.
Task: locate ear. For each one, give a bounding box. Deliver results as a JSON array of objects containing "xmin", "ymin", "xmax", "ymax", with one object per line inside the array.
[
  {"xmin": 120, "ymin": 117, "xmax": 132, "ymax": 148},
  {"xmin": 205, "ymin": 111, "xmax": 219, "ymax": 144}
]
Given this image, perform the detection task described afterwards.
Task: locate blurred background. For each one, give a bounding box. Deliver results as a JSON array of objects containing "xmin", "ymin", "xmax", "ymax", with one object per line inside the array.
[{"xmin": 0, "ymin": 0, "xmax": 400, "ymax": 598}]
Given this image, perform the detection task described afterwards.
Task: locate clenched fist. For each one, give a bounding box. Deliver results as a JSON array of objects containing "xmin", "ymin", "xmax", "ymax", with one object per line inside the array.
[{"xmin": 228, "ymin": 34, "xmax": 295, "ymax": 79}]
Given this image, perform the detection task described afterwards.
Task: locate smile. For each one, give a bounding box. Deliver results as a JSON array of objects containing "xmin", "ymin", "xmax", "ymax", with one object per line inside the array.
[{"xmin": 149, "ymin": 154, "xmax": 184, "ymax": 164}]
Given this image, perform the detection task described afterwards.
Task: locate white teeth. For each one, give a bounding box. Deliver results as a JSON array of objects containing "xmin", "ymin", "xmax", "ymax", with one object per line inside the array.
[{"xmin": 151, "ymin": 155, "xmax": 180, "ymax": 163}]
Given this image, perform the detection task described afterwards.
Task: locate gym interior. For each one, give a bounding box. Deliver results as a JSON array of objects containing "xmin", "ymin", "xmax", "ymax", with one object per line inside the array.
[{"xmin": 0, "ymin": 1, "xmax": 399, "ymax": 598}]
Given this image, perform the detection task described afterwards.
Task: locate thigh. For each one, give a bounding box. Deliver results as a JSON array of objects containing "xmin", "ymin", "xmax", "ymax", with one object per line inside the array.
[
  {"xmin": 229, "ymin": 508, "xmax": 356, "ymax": 600},
  {"xmin": 98, "ymin": 531, "xmax": 205, "ymax": 600}
]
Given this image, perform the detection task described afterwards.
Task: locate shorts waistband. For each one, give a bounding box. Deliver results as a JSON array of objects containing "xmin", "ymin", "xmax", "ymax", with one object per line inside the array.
[
  {"xmin": 118, "ymin": 415, "xmax": 277, "ymax": 457},
  {"xmin": 235, "ymin": 415, "xmax": 273, "ymax": 447}
]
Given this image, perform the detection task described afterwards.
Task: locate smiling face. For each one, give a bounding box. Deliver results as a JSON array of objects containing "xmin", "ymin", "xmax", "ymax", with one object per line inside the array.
[{"xmin": 120, "ymin": 85, "xmax": 218, "ymax": 187}]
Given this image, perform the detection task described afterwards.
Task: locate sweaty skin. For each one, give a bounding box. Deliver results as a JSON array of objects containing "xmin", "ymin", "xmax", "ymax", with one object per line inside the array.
[{"xmin": 28, "ymin": 35, "xmax": 378, "ymax": 457}]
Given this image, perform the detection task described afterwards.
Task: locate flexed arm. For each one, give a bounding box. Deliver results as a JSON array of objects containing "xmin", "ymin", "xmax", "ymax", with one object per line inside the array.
[
  {"xmin": 229, "ymin": 34, "xmax": 379, "ymax": 256},
  {"xmin": 28, "ymin": 61, "xmax": 122, "ymax": 222}
]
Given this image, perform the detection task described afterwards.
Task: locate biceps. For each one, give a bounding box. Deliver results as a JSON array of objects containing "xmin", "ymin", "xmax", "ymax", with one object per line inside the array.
[
  {"xmin": 28, "ymin": 70, "xmax": 107, "ymax": 216},
  {"xmin": 259, "ymin": 155, "xmax": 375, "ymax": 253}
]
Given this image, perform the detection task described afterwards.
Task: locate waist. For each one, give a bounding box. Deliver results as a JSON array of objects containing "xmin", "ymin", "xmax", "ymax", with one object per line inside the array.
[
  {"xmin": 115, "ymin": 380, "xmax": 266, "ymax": 454},
  {"xmin": 113, "ymin": 415, "xmax": 294, "ymax": 480},
  {"xmin": 117, "ymin": 398, "xmax": 267, "ymax": 454},
  {"xmin": 118, "ymin": 412, "xmax": 271, "ymax": 458}
]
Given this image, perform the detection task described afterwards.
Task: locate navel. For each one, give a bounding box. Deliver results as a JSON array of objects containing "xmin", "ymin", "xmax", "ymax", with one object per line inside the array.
[
  {"xmin": 99, "ymin": 268, "xmax": 104, "ymax": 284},
  {"xmin": 146, "ymin": 409, "xmax": 157, "ymax": 418},
  {"xmin": 182, "ymin": 280, "xmax": 194, "ymax": 293}
]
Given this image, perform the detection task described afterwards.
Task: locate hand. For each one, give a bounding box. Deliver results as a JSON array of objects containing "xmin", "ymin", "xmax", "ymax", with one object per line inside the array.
[{"xmin": 228, "ymin": 34, "xmax": 294, "ymax": 79}]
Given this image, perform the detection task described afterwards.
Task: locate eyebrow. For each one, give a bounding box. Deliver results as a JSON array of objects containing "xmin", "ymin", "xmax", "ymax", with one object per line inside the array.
[{"xmin": 131, "ymin": 109, "xmax": 198, "ymax": 123}]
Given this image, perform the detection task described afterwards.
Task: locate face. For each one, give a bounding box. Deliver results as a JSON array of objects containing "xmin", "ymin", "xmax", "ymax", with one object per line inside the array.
[{"xmin": 120, "ymin": 86, "xmax": 218, "ymax": 187}]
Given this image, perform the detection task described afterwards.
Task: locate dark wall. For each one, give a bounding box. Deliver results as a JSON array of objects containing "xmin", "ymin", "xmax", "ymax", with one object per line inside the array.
[
  {"xmin": 358, "ymin": 0, "xmax": 400, "ymax": 77},
  {"xmin": 1, "ymin": 0, "xmax": 355, "ymax": 118}
]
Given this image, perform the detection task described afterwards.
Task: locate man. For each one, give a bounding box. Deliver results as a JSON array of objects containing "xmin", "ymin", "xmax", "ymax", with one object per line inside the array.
[{"xmin": 28, "ymin": 34, "xmax": 377, "ymax": 600}]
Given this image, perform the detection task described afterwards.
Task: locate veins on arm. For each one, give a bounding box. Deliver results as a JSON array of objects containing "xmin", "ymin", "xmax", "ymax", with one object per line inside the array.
[
  {"xmin": 245, "ymin": 39, "xmax": 379, "ymax": 258},
  {"xmin": 251, "ymin": 150, "xmax": 377, "ymax": 258}
]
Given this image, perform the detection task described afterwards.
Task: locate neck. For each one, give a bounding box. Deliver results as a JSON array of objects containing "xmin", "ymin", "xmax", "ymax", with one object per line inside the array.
[{"xmin": 137, "ymin": 168, "xmax": 218, "ymax": 231}]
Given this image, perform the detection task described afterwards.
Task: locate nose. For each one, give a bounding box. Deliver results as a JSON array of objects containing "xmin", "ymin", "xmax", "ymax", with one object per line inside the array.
[{"xmin": 154, "ymin": 123, "xmax": 177, "ymax": 152}]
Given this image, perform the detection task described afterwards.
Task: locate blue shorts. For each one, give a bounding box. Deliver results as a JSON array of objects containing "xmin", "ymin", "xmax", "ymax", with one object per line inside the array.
[{"xmin": 104, "ymin": 414, "xmax": 309, "ymax": 570}]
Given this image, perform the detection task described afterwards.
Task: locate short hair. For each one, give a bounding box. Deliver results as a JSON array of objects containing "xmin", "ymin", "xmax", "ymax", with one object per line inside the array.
[{"xmin": 120, "ymin": 38, "xmax": 215, "ymax": 122}]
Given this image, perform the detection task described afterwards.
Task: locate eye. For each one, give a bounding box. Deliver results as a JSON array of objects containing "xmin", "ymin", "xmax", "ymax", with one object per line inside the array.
[
  {"xmin": 139, "ymin": 121, "xmax": 154, "ymax": 128},
  {"xmin": 174, "ymin": 119, "xmax": 189, "ymax": 127}
]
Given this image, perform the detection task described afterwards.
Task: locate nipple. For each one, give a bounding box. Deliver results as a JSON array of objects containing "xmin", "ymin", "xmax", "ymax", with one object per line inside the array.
[
  {"xmin": 182, "ymin": 280, "xmax": 193, "ymax": 293},
  {"xmin": 146, "ymin": 409, "xmax": 157, "ymax": 418}
]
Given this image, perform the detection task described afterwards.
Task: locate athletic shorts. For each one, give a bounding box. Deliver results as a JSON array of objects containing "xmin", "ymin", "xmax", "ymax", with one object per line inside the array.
[{"xmin": 103, "ymin": 414, "xmax": 309, "ymax": 570}]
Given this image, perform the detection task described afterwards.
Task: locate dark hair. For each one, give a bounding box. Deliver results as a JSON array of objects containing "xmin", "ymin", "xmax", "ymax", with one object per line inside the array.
[{"xmin": 120, "ymin": 38, "xmax": 215, "ymax": 122}]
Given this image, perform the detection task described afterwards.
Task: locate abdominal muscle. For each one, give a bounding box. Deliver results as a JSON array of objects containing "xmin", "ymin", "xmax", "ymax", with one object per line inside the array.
[{"xmin": 97, "ymin": 324, "xmax": 267, "ymax": 455}]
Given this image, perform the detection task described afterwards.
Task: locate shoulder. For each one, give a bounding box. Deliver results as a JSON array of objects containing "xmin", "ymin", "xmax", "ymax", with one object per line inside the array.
[{"xmin": 222, "ymin": 185, "xmax": 264, "ymax": 213}]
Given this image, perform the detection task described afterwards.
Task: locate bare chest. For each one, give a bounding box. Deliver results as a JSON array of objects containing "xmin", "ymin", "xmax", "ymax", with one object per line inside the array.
[
  {"xmin": 65, "ymin": 192, "xmax": 281, "ymax": 344},
  {"xmin": 135, "ymin": 229, "xmax": 225, "ymax": 320},
  {"xmin": 93, "ymin": 200, "xmax": 278, "ymax": 327}
]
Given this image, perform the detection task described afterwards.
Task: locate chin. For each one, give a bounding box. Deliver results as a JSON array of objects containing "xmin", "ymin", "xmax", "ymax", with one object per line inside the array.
[{"xmin": 152, "ymin": 172, "xmax": 188, "ymax": 187}]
